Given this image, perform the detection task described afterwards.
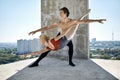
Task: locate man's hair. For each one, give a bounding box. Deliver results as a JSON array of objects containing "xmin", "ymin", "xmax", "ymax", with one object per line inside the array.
[
  {"xmin": 39, "ymin": 35, "xmax": 50, "ymax": 42},
  {"xmin": 59, "ymin": 7, "xmax": 70, "ymax": 17}
]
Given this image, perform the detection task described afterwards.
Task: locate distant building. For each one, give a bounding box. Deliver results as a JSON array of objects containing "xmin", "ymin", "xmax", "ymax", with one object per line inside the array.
[
  {"xmin": 92, "ymin": 38, "xmax": 96, "ymax": 43},
  {"xmin": 0, "ymin": 43, "xmax": 17, "ymax": 50},
  {"xmin": 17, "ymin": 38, "xmax": 41, "ymax": 55},
  {"xmin": 90, "ymin": 40, "xmax": 120, "ymax": 50},
  {"xmin": 17, "ymin": 39, "xmax": 24, "ymax": 54}
]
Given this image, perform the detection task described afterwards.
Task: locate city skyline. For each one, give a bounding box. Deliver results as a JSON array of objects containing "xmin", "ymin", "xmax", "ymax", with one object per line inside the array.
[{"xmin": 0, "ymin": 0, "xmax": 120, "ymax": 42}]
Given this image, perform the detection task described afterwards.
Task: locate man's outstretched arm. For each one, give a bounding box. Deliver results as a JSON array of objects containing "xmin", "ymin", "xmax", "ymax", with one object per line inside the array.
[{"xmin": 29, "ymin": 23, "xmax": 58, "ymax": 35}]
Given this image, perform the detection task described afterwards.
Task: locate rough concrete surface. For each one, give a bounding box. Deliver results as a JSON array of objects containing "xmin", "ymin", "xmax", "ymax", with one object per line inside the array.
[
  {"xmin": 91, "ymin": 59, "xmax": 120, "ymax": 80},
  {"xmin": 2, "ymin": 57, "xmax": 118, "ymax": 80},
  {"xmin": 0, "ymin": 58, "xmax": 36, "ymax": 80}
]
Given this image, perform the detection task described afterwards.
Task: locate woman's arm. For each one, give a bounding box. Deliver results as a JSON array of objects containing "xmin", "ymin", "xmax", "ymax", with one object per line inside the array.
[
  {"xmin": 54, "ymin": 28, "xmax": 72, "ymax": 41},
  {"xmin": 31, "ymin": 48, "xmax": 50, "ymax": 55},
  {"xmin": 29, "ymin": 23, "xmax": 58, "ymax": 35},
  {"xmin": 22, "ymin": 48, "xmax": 50, "ymax": 58},
  {"xmin": 76, "ymin": 19, "xmax": 106, "ymax": 24},
  {"xmin": 54, "ymin": 32, "xmax": 66, "ymax": 41}
]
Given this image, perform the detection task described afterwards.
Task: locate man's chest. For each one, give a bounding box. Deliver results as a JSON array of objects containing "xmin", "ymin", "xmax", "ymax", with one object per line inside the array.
[{"xmin": 59, "ymin": 21, "xmax": 74, "ymax": 31}]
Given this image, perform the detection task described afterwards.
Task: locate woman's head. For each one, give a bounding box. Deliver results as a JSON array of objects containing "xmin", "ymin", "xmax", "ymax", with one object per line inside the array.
[
  {"xmin": 39, "ymin": 35, "xmax": 50, "ymax": 45},
  {"xmin": 59, "ymin": 7, "xmax": 70, "ymax": 18}
]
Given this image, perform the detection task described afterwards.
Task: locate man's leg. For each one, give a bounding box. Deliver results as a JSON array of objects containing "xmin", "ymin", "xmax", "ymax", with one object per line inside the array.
[
  {"xmin": 67, "ymin": 40, "xmax": 75, "ymax": 66},
  {"xmin": 56, "ymin": 32, "xmax": 75, "ymax": 66},
  {"xmin": 29, "ymin": 50, "xmax": 51, "ymax": 68}
]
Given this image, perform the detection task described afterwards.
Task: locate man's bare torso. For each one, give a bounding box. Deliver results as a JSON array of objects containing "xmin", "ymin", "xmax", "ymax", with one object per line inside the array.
[
  {"xmin": 58, "ymin": 18, "xmax": 74, "ymax": 33},
  {"xmin": 57, "ymin": 18, "xmax": 77, "ymax": 40}
]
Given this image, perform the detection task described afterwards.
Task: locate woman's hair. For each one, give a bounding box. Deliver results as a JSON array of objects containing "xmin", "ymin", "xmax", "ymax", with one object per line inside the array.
[
  {"xmin": 59, "ymin": 7, "xmax": 70, "ymax": 17},
  {"xmin": 39, "ymin": 35, "xmax": 50, "ymax": 42}
]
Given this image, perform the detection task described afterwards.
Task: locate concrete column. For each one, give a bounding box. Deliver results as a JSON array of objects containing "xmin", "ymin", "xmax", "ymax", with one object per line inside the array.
[{"xmin": 41, "ymin": 0, "xmax": 89, "ymax": 59}]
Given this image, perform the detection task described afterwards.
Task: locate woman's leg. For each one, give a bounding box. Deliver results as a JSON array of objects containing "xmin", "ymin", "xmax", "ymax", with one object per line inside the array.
[
  {"xmin": 29, "ymin": 50, "xmax": 51, "ymax": 67},
  {"xmin": 67, "ymin": 40, "xmax": 75, "ymax": 66}
]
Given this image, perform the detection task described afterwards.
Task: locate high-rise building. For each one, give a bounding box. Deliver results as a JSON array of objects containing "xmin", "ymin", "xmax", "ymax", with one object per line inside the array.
[
  {"xmin": 32, "ymin": 38, "xmax": 41, "ymax": 52},
  {"xmin": 17, "ymin": 38, "xmax": 41, "ymax": 55},
  {"xmin": 17, "ymin": 39, "xmax": 24, "ymax": 54},
  {"xmin": 92, "ymin": 38, "xmax": 96, "ymax": 43},
  {"xmin": 28, "ymin": 39, "xmax": 32, "ymax": 53},
  {"xmin": 112, "ymin": 32, "xmax": 114, "ymax": 41}
]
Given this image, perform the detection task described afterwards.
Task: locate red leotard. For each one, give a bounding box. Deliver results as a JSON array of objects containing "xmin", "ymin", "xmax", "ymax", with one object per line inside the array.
[{"xmin": 46, "ymin": 38, "xmax": 60, "ymax": 50}]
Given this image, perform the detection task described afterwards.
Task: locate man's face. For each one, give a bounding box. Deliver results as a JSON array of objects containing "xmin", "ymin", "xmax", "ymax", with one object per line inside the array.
[{"xmin": 60, "ymin": 10, "xmax": 67, "ymax": 18}]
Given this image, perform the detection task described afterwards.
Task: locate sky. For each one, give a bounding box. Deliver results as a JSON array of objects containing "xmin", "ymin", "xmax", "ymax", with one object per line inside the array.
[
  {"xmin": 0, "ymin": 0, "xmax": 120, "ymax": 42},
  {"xmin": 89, "ymin": 0, "xmax": 120, "ymax": 41},
  {"xmin": 0, "ymin": 0, "xmax": 41, "ymax": 42}
]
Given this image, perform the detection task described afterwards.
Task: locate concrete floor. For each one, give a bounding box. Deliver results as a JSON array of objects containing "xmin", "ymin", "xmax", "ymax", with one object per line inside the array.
[
  {"xmin": 0, "ymin": 58, "xmax": 36, "ymax": 80},
  {"xmin": 91, "ymin": 59, "xmax": 120, "ymax": 79},
  {"xmin": 5, "ymin": 57, "xmax": 118, "ymax": 80}
]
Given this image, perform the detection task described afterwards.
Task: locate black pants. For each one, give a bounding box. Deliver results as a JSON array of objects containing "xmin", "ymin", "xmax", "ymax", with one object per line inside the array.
[{"xmin": 33, "ymin": 33, "xmax": 74, "ymax": 64}]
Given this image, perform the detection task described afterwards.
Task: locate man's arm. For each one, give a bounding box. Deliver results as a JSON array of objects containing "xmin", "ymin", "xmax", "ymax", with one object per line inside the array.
[
  {"xmin": 29, "ymin": 23, "xmax": 58, "ymax": 35},
  {"xmin": 76, "ymin": 19, "xmax": 106, "ymax": 24}
]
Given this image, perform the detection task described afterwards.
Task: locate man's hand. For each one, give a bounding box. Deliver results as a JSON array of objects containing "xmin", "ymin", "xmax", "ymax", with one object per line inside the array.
[
  {"xmin": 29, "ymin": 31, "xmax": 36, "ymax": 35},
  {"xmin": 98, "ymin": 19, "xmax": 106, "ymax": 24}
]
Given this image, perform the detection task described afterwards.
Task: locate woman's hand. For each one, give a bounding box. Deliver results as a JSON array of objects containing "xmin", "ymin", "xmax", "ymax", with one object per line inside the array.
[
  {"xmin": 29, "ymin": 31, "xmax": 36, "ymax": 35},
  {"xmin": 98, "ymin": 19, "xmax": 106, "ymax": 24},
  {"xmin": 20, "ymin": 54, "xmax": 31, "ymax": 58},
  {"xmin": 54, "ymin": 37, "xmax": 59, "ymax": 41}
]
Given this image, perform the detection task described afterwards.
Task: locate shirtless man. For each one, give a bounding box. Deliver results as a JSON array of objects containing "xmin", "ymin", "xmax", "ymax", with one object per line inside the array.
[{"xmin": 28, "ymin": 7, "xmax": 106, "ymax": 67}]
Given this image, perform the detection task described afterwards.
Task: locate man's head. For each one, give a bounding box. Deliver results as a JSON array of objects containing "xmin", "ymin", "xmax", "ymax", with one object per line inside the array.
[{"xmin": 59, "ymin": 7, "xmax": 70, "ymax": 18}]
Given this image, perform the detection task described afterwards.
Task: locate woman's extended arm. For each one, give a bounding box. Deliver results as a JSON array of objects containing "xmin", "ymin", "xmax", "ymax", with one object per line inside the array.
[
  {"xmin": 54, "ymin": 27, "xmax": 72, "ymax": 41},
  {"xmin": 54, "ymin": 32, "xmax": 66, "ymax": 41},
  {"xmin": 22, "ymin": 48, "xmax": 50, "ymax": 58},
  {"xmin": 29, "ymin": 23, "xmax": 58, "ymax": 35},
  {"xmin": 76, "ymin": 19, "xmax": 106, "ymax": 24},
  {"xmin": 32, "ymin": 48, "xmax": 50, "ymax": 55}
]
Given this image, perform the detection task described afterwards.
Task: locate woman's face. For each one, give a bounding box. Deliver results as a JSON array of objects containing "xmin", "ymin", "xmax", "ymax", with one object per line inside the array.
[
  {"xmin": 60, "ymin": 10, "xmax": 67, "ymax": 19},
  {"xmin": 40, "ymin": 37, "xmax": 45, "ymax": 45}
]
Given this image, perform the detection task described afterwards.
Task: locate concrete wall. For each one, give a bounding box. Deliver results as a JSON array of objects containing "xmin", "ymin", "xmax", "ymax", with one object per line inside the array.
[{"xmin": 41, "ymin": 0, "xmax": 89, "ymax": 59}]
